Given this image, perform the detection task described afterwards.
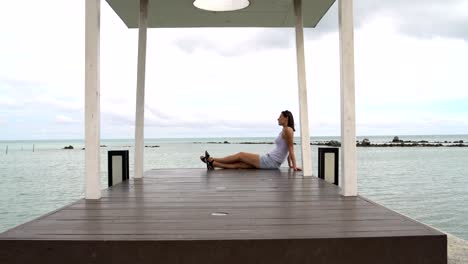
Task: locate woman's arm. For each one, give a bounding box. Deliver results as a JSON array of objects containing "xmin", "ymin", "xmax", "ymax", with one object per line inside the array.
[{"xmin": 284, "ymin": 128, "xmax": 301, "ymax": 171}]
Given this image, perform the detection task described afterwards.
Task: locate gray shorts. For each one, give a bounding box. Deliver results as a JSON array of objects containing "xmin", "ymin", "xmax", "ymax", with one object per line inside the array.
[{"xmin": 259, "ymin": 154, "xmax": 281, "ymax": 169}]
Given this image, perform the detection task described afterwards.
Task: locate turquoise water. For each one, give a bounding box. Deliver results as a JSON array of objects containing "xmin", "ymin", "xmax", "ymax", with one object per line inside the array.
[{"xmin": 0, "ymin": 135, "xmax": 467, "ymax": 240}]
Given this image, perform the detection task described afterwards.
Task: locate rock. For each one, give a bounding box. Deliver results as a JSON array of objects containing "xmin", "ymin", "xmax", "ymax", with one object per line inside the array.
[
  {"xmin": 361, "ymin": 138, "xmax": 371, "ymax": 146},
  {"xmin": 327, "ymin": 140, "xmax": 341, "ymax": 147},
  {"xmin": 392, "ymin": 136, "xmax": 403, "ymax": 143},
  {"xmin": 239, "ymin": 142, "xmax": 273, "ymax": 144},
  {"xmin": 449, "ymin": 144, "xmax": 467, "ymax": 147},
  {"xmin": 224, "ymin": 141, "xmax": 230, "ymax": 144},
  {"xmin": 63, "ymin": 145, "xmax": 74, "ymax": 149}
]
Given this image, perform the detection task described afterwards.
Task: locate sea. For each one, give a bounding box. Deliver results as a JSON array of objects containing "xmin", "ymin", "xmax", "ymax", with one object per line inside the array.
[{"xmin": 0, "ymin": 135, "xmax": 467, "ymax": 241}]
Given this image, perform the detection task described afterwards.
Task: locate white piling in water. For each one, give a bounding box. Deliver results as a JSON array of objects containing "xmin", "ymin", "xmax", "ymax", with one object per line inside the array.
[
  {"xmin": 5, "ymin": 146, "xmax": 7, "ymax": 155},
  {"xmin": 33, "ymin": 144, "xmax": 35, "ymax": 152}
]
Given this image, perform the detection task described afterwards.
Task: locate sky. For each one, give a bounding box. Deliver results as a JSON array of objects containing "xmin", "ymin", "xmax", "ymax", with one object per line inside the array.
[{"xmin": 0, "ymin": 0, "xmax": 467, "ymax": 140}]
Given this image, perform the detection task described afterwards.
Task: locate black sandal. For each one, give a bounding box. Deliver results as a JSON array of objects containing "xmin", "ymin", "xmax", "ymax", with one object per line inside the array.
[
  {"xmin": 204, "ymin": 151, "xmax": 214, "ymax": 170},
  {"xmin": 200, "ymin": 150, "xmax": 210, "ymax": 164}
]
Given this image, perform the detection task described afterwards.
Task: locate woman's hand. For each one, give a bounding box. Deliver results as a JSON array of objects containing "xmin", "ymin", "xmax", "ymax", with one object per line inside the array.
[{"xmin": 289, "ymin": 166, "xmax": 302, "ymax": 171}]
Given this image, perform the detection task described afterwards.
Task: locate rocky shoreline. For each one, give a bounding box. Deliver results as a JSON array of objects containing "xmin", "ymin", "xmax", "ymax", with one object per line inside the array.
[
  {"xmin": 194, "ymin": 136, "xmax": 467, "ymax": 147},
  {"xmin": 65, "ymin": 145, "xmax": 160, "ymax": 150},
  {"xmin": 316, "ymin": 136, "xmax": 467, "ymax": 147},
  {"xmin": 63, "ymin": 137, "xmax": 467, "ymax": 149}
]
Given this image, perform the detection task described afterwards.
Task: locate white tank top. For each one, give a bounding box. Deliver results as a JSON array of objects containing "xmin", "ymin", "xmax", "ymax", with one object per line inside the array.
[{"xmin": 268, "ymin": 131, "xmax": 289, "ymax": 163}]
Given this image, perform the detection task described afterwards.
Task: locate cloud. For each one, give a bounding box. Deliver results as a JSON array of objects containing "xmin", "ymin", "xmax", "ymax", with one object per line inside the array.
[
  {"xmin": 314, "ymin": 0, "xmax": 468, "ymax": 40},
  {"xmin": 357, "ymin": 113, "xmax": 468, "ymax": 136},
  {"xmin": 170, "ymin": 0, "xmax": 468, "ymax": 58},
  {"xmin": 102, "ymin": 104, "xmax": 275, "ymax": 131},
  {"xmin": 102, "ymin": 111, "xmax": 133, "ymax": 126},
  {"xmin": 0, "ymin": 79, "xmax": 50, "ymax": 106},
  {"xmin": 247, "ymin": 29, "xmax": 293, "ymax": 50},
  {"xmin": 172, "ymin": 28, "xmax": 294, "ymax": 56},
  {"xmin": 55, "ymin": 115, "xmax": 78, "ymax": 124},
  {"xmin": 0, "ymin": 1, "xmax": 85, "ymax": 92},
  {"xmin": 145, "ymin": 116, "xmax": 273, "ymax": 130},
  {"xmin": 0, "ymin": 96, "xmax": 17, "ymax": 108},
  {"xmin": 304, "ymin": 0, "xmax": 468, "ymax": 40},
  {"xmin": 366, "ymin": 0, "xmax": 467, "ymax": 40},
  {"xmin": 0, "ymin": 79, "xmax": 48, "ymax": 90},
  {"xmin": 25, "ymin": 96, "xmax": 82, "ymax": 112},
  {"xmin": 1, "ymin": 0, "xmax": 467, "ymax": 139},
  {"xmin": 146, "ymin": 106, "xmax": 173, "ymax": 121}
]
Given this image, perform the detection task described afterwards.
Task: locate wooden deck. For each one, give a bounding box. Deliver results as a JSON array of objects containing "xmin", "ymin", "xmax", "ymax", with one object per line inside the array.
[{"xmin": 0, "ymin": 168, "xmax": 446, "ymax": 263}]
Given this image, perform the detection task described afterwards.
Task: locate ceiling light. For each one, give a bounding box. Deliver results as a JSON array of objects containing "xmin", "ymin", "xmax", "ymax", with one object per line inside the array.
[
  {"xmin": 193, "ymin": 0, "xmax": 250, "ymax": 12},
  {"xmin": 211, "ymin": 212, "xmax": 229, "ymax": 216}
]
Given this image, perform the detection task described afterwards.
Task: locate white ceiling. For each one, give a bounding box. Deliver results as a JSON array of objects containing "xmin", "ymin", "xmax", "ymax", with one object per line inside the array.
[{"xmin": 105, "ymin": 0, "xmax": 336, "ymax": 28}]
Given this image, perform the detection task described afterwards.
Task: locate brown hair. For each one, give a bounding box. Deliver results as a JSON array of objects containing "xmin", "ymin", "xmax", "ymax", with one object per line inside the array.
[{"xmin": 281, "ymin": 110, "xmax": 295, "ymax": 132}]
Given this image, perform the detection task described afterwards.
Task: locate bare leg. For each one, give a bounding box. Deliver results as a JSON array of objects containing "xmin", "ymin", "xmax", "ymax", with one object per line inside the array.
[
  {"xmin": 213, "ymin": 161, "xmax": 256, "ymax": 169},
  {"xmin": 212, "ymin": 153, "xmax": 243, "ymax": 164},
  {"xmin": 212, "ymin": 152, "xmax": 260, "ymax": 168}
]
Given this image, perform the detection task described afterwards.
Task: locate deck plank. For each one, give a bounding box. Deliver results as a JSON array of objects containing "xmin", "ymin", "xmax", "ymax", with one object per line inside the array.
[{"xmin": 0, "ymin": 168, "xmax": 447, "ymax": 264}]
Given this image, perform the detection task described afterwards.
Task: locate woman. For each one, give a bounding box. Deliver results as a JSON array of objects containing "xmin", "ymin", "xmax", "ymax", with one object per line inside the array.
[{"xmin": 200, "ymin": 110, "xmax": 302, "ymax": 171}]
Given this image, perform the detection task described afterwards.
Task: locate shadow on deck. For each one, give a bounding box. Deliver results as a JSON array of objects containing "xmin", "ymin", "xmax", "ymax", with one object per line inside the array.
[{"xmin": 0, "ymin": 168, "xmax": 447, "ymax": 264}]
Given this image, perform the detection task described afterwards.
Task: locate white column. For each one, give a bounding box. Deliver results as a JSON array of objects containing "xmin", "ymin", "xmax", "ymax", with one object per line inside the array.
[
  {"xmin": 85, "ymin": 0, "xmax": 101, "ymax": 199},
  {"xmin": 293, "ymin": 0, "xmax": 312, "ymax": 176},
  {"xmin": 134, "ymin": 0, "xmax": 148, "ymax": 179},
  {"xmin": 339, "ymin": 0, "xmax": 357, "ymax": 196}
]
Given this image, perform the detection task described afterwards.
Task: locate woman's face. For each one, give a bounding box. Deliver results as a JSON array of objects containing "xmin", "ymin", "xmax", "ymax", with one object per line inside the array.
[{"xmin": 277, "ymin": 114, "xmax": 287, "ymax": 126}]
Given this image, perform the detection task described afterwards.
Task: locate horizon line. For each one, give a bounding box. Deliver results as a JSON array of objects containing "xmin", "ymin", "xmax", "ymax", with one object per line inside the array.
[{"xmin": 1, "ymin": 133, "xmax": 468, "ymax": 142}]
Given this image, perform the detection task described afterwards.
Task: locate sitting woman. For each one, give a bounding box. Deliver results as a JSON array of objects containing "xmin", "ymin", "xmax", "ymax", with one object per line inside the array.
[{"xmin": 200, "ymin": 110, "xmax": 301, "ymax": 171}]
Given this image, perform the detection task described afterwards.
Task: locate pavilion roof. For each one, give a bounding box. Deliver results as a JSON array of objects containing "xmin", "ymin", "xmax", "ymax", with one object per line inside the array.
[{"xmin": 105, "ymin": 0, "xmax": 335, "ymax": 28}]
